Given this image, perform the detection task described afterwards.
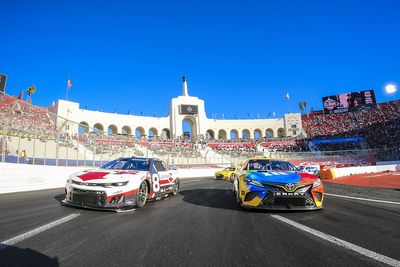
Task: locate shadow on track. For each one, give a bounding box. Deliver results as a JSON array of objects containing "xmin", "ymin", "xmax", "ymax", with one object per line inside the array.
[
  {"xmin": 0, "ymin": 245, "xmax": 59, "ymax": 267},
  {"xmin": 179, "ymin": 188, "xmax": 323, "ymax": 214},
  {"xmin": 179, "ymin": 188, "xmax": 243, "ymax": 211},
  {"xmin": 54, "ymin": 194, "xmax": 65, "ymax": 203}
]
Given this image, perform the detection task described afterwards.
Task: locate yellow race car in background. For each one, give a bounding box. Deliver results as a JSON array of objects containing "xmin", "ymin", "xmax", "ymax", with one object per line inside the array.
[{"xmin": 214, "ymin": 166, "xmax": 240, "ymax": 181}]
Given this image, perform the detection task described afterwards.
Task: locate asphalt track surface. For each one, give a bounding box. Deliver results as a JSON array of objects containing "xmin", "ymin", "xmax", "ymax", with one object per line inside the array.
[{"xmin": 0, "ymin": 178, "xmax": 399, "ymax": 267}]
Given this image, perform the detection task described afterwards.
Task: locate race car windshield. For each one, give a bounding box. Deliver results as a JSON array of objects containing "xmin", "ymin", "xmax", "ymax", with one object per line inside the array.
[
  {"xmin": 101, "ymin": 158, "xmax": 150, "ymax": 171},
  {"xmin": 247, "ymin": 160, "xmax": 296, "ymax": 171}
]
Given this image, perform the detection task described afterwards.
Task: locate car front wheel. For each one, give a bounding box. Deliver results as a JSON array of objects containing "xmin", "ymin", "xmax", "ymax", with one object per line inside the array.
[
  {"xmin": 136, "ymin": 181, "xmax": 148, "ymax": 208},
  {"xmin": 233, "ymin": 177, "xmax": 242, "ymax": 205},
  {"xmin": 172, "ymin": 179, "xmax": 180, "ymax": 195}
]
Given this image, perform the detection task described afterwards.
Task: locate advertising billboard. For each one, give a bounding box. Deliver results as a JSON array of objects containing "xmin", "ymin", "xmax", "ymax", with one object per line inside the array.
[
  {"xmin": 322, "ymin": 90, "xmax": 376, "ymax": 114},
  {"xmin": 179, "ymin": 104, "xmax": 198, "ymax": 115},
  {"xmin": 0, "ymin": 74, "xmax": 7, "ymax": 93}
]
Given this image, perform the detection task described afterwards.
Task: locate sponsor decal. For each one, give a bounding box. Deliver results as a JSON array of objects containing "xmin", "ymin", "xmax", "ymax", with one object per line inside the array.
[
  {"xmin": 275, "ymin": 192, "xmax": 305, "ymax": 197},
  {"xmin": 125, "ymin": 199, "xmax": 134, "ymax": 205},
  {"xmin": 78, "ymin": 172, "xmax": 109, "ymax": 181}
]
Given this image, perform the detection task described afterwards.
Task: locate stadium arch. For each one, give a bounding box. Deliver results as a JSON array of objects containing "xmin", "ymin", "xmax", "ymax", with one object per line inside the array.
[
  {"xmin": 182, "ymin": 116, "xmax": 197, "ymax": 140},
  {"xmin": 242, "ymin": 129, "xmax": 250, "ymax": 139},
  {"xmin": 230, "ymin": 129, "xmax": 239, "ymax": 140},
  {"xmin": 218, "ymin": 129, "xmax": 227, "ymax": 140},
  {"xmin": 121, "ymin": 126, "xmax": 132, "ymax": 135},
  {"xmin": 265, "ymin": 128, "xmax": 274, "ymax": 138},
  {"xmin": 161, "ymin": 128, "xmax": 170, "ymax": 139},
  {"xmin": 135, "ymin": 127, "xmax": 145, "ymax": 137},
  {"xmin": 108, "ymin": 124, "xmax": 118, "ymax": 135},
  {"xmin": 93, "ymin": 123, "xmax": 104, "ymax": 133},
  {"xmin": 254, "ymin": 129, "xmax": 262, "ymax": 139},
  {"xmin": 277, "ymin": 128, "xmax": 285, "ymax": 137},
  {"xmin": 149, "ymin": 127, "xmax": 158, "ymax": 137},
  {"xmin": 206, "ymin": 129, "xmax": 215, "ymax": 140},
  {"xmin": 78, "ymin": 121, "xmax": 89, "ymax": 134}
]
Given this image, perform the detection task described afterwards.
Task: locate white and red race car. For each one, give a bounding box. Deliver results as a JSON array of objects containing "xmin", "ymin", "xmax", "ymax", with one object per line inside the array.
[{"xmin": 64, "ymin": 157, "xmax": 180, "ymax": 211}]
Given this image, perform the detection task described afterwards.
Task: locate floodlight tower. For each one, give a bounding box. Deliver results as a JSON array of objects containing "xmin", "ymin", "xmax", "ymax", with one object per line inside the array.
[{"xmin": 385, "ymin": 83, "xmax": 398, "ymax": 101}]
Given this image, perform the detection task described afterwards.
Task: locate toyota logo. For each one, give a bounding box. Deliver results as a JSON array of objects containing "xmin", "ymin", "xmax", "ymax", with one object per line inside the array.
[{"xmin": 285, "ymin": 183, "xmax": 295, "ymax": 190}]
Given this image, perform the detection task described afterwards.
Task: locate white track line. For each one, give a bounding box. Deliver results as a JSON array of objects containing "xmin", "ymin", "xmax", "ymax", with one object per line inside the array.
[
  {"xmin": 271, "ymin": 215, "xmax": 400, "ymax": 267},
  {"xmin": 325, "ymin": 193, "xmax": 400, "ymax": 205},
  {"xmin": 0, "ymin": 213, "xmax": 80, "ymax": 250}
]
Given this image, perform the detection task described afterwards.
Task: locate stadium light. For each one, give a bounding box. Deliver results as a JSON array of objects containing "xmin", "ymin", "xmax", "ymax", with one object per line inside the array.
[{"xmin": 385, "ymin": 83, "xmax": 397, "ymax": 94}]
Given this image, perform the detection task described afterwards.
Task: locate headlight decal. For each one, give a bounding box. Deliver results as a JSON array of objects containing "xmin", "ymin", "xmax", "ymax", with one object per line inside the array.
[
  {"xmin": 312, "ymin": 179, "xmax": 321, "ymax": 188},
  {"xmin": 244, "ymin": 177, "xmax": 263, "ymax": 187}
]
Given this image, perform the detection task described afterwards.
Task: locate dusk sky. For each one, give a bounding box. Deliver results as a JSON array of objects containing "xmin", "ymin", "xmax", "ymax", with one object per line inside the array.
[{"xmin": 2, "ymin": 0, "xmax": 399, "ymax": 119}]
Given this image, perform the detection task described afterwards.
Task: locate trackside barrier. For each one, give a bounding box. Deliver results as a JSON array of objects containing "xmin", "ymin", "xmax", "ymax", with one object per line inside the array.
[
  {"xmin": 320, "ymin": 164, "xmax": 399, "ymax": 180},
  {"xmin": 320, "ymin": 168, "xmax": 336, "ymax": 180},
  {"xmin": 0, "ymin": 162, "xmax": 223, "ymax": 194}
]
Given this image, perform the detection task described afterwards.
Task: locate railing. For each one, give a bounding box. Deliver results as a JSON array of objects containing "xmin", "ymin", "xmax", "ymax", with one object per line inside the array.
[{"xmin": 1, "ymin": 91, "xmax": 399, "ymax": 168}]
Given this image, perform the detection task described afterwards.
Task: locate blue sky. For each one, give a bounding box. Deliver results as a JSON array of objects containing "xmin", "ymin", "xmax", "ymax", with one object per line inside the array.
[{"xmin": 1, "ymin": 0, "xmax": 399, "ymax": 119}]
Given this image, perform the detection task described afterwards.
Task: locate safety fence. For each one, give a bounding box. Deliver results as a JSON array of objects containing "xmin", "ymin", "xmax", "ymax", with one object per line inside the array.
[{"xmin": 1, "ymin": 92, "xmax": 399, "ymax": 168}]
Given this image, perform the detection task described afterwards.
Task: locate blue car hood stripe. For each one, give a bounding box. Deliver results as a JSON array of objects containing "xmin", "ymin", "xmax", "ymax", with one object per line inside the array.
[{"xmin": 247, "ymin": 171, "xmax": 302, "ymax": 183}]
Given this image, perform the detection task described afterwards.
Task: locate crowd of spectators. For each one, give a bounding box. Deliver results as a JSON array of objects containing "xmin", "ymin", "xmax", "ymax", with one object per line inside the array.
[
  {"xmin": 211, "ymin": 145, "xmax": 264, "ymax": 159},
  {"xmin": 312, "ymin": 141, "xmax": 364, "ymax": 152},
  {"xmin": 2, "ymin": 91, "xmax": 399, "ymax": 162},
  {"xmin": 260, "ymin": 140, "xmax": 309, "ymax": 153},
  {"xmin": 302, "ymin": 101, "xmax": 400, "ymax": 160},
  {"xmin": 75, "ymin": 132, "xmax": 143, "ymax": 156},
  {"xmin": 147, "ymin": 142, "xmax": 202, "ymax": 158},
  {"xmin": 303, "ymin": 101, "xmax": 400, "ymax": 150},
  {"xmin": 0, "ymin": 94, "xmax": 57, "ymax": 136}
]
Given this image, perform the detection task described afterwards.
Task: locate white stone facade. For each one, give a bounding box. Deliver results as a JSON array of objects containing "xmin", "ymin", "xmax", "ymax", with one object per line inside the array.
[{"xmin": 48, "ymin": 78, "xmax": 303, "ymax": 140}]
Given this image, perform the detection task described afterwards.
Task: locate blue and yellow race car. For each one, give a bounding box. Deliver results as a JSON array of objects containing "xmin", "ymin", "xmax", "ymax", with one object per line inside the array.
[{"xmin": 233, "ymin": 158, "xmax": 324, "ymax": 210}]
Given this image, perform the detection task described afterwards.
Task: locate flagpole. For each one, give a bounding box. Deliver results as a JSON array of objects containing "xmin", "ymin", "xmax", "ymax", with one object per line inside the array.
[
  {"xmin": 66, "ymin": 74, "xmax": 71, "ymax": 101},
  {"xmin": 66, "ymin": 74, "xmax": 69, "ymax": 100},
  {"xmin": 66, "ymin": 85, "xmax": 68, "ymax": 101}
]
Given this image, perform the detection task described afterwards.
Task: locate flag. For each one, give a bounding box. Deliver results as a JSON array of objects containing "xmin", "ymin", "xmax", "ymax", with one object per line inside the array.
[
  {"xmin": 67, "ymin": 77, "xmax": 72, "ymax": 89},
  {"xmin": 284, "ymin": 93, "xmax": 290, "ymax": 100}
]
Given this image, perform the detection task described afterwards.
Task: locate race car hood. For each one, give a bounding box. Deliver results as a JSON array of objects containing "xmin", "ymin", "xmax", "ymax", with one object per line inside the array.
[
  {"xmin": 246, "ymin": 171, "xmax": 317, "ymax": 184},
  {"xmin": 70, "ymin": 169, "xmax": 147, "ymax": 183}
]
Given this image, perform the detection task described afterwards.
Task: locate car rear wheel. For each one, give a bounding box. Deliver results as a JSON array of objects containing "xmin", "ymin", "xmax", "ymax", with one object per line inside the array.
[
  {"xmin": 136, "ymin": 181, "xmax": 148, "ymax": 208},
  {"xmin": 172, "ymin": 179, "xmax": 179, "ymax": 195}
]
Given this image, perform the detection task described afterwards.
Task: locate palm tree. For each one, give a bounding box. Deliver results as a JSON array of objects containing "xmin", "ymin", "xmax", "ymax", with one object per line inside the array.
[
  {"xmin": 299, "ymin": 102, "xmax": 305, "ymax": 113},
  {"xmin": 303, "ymin": 101, "xmax": 308, "ymax": 115}
]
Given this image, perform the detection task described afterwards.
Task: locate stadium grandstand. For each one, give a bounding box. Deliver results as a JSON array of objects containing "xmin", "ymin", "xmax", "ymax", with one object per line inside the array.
[{"xmin": 1, "ymin": 81, "xmax": 400, "ymax": 168}]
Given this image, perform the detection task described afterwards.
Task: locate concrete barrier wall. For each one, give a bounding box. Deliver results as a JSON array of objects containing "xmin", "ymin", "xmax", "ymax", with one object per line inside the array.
[
  {"xmin": 329, "ymin": 164, "xmax": 399, "ymax": 179},
  {"xmin": 0, "ymin": 163, "xmax": 223, "ymax": 194}
]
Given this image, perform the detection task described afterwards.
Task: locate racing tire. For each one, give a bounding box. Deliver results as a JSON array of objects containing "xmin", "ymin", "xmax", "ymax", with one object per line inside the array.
[
  {"xmin": 233, "ymin": 177, "xmax": 242, "ymax": 205},
  {"xmin": 136, "ymin": 181, "xmax": 148, "ymax": 208},
  {"xmin": 172, "ymin": 179, "xmax": 180, "ymax": 195}
]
